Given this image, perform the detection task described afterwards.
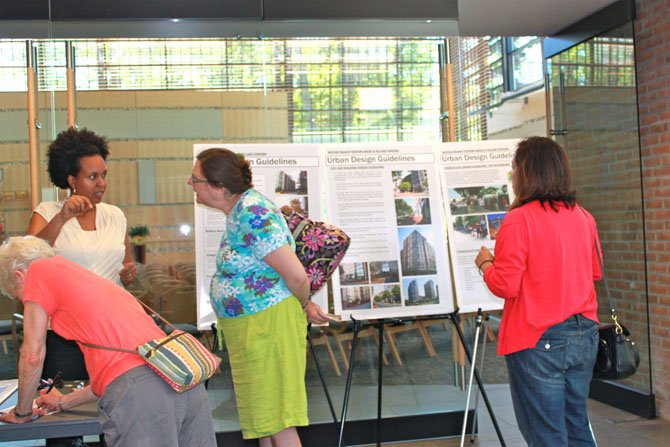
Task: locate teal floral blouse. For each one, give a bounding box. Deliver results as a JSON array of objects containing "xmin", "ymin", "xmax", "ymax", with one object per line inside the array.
[{"xmin": 210, "ymin": 189, "xmax": 295, "ymax": 318}]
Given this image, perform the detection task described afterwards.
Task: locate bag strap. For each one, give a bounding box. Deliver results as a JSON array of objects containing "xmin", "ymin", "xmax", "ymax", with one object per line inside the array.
[
  {"xmin": 133, "ymin": 296, "xmax": 177, "ymax": 332},
  {"xmin": 292, "ymin": 219, "xmax": 310, "ymax": 240},
  {"xmin": 580, "ymin": 206, "xmax": 623, "ymax": 333},
  {"xmin": 80, "ymin": 330, "xmax": 187, "ymax": 358},
  {"xmin": 593, "ymin": 236, "xmax": 615, "ymax": 316},
  {"xmin": 78, "ymin": 295, "xmax": 179, "ymax": 354}
]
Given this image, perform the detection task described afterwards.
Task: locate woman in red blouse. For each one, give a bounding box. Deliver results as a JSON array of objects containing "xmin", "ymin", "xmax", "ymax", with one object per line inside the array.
[{"xmin": 475, "ymin": 136, "xmax": 601, "ymax": 447}]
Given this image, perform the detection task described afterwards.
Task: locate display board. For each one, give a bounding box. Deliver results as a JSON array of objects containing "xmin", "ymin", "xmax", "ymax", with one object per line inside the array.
[
  {"xmin": 194, "ymin": 144, "xmax": 326, "ymax": 329},
  {"xmin": 194, "ymin": 140, "xmax": 519, "ymax": 328},
  {"xmin": 324, "ymin": 143, "xmax": 454, "ymax": 319},
  {"xmin": 439, "ymin": 140, "xmax": 517, "ymax": 313}
]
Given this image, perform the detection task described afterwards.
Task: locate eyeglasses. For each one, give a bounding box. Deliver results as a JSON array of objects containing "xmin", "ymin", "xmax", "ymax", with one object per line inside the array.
[{"xmin": 190, "ymin": 174, "xmax": 209, "ymax": 184}]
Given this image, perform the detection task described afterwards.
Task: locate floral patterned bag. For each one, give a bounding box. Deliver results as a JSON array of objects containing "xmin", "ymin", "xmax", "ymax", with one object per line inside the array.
[{"xmin": 283, "ymin": 211, "xmax": 351, "ymax": 294}]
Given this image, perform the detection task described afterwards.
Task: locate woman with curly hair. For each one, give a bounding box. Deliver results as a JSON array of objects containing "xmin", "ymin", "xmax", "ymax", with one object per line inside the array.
[
  {"xmin": 189, "ymin": 148, "xmax": 329, "ymax": 447},
  {"xmin": 27, "ymin": 127, "xmax": 136, "ymax": 287}
]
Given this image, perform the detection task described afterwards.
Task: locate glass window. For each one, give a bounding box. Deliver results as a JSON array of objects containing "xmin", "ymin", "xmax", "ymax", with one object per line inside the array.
[{"xmin": 507, "ymin": 37, "xmax": 543, "ymax": 90}]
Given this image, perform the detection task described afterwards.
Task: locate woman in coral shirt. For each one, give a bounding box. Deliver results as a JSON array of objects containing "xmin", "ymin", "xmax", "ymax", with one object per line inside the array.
[{"xmin": 475, "ymin": 136, "xmax": 601, "ymax": 447}]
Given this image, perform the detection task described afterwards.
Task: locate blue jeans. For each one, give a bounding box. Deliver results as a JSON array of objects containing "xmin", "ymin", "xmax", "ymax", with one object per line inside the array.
[{"xmin": 505, "ymin": 315, "xmax": 599, "ymax": 447}]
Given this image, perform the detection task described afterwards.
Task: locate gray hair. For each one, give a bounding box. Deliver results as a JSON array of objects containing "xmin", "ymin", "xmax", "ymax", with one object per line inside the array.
[{"xmin": 0, "ymin": 236, "xmax": 55, "ymax": 297}]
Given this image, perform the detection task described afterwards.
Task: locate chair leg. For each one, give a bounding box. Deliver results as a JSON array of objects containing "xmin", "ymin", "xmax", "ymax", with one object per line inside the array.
[
  {"xmin": 322, "ymin": 336, "xmax": 341, "ymax": 377},
  {"xmin": 417, "ymin": 324, "xmax": 437, "ymax": 357},
  {"xmin": 333, "ymin": 336, "xmax": 350, "ymax": 370},
  {"xmin": 370, "ymin": 331, "xmax": 389, "ymax": 366},
  {"xmin": 487, "ymin": 324, "xmax": 496, "ymax": 341},
  {"xmin": 384, "ymin": 331, "xmax": 403, "ymax": 365}
]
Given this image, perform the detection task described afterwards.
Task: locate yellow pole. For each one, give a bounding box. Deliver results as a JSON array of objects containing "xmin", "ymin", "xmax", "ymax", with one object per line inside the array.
[
  {"xmin": 66, "ymin": 41, "xmax": 76, "ymax": 129},
  {"xmin": 446, "ymin": 63, "xmax": 455, "ymax": 142},
  {"xmin": 27, "ymin": 40, "xmax": 40, "ymax": 210}
]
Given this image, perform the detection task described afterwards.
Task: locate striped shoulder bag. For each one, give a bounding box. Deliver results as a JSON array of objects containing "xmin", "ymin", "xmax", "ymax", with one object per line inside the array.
[{"xmin": 81, "ymin": 299, "xmax": 221, "ymax": 393}]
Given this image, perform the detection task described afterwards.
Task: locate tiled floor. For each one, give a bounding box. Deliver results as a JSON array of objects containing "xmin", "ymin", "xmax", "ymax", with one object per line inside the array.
[{"xmin": 361, "ymin": 384, "xmax": 670, "ymax": 446}]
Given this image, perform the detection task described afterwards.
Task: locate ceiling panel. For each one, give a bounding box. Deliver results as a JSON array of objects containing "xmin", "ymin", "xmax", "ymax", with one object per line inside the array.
[{"xmin": 457, "ymin": 0, "xmax": 619, "ymax": 36}]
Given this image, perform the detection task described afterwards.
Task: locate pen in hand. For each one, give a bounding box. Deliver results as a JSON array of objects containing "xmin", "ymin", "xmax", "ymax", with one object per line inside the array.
[{"xmin": 44, "ymin": 371, "xmax": 63, "ymax": 394}]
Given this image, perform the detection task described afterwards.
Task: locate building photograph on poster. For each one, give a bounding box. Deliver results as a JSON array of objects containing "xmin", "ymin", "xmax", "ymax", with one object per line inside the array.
[
  {"xmin": 371, "ymin": 284, "xmax": 402, "ymax": 308},
  {"xmin": 274, "ymin": 194, "xmax": 309, "ymax": 215},
  {"xmin": 487, "ymin": 212, "xmax": 506, "ymax": 240},
  {"xmin": 398, "ymin": 226, "xmax": 438, "ymax": 276},
  {"xmin": 392, "ymin": 169, "xmax": 429, "ymax": 196},
  {"xmin": 369, "ymin": 260, "xmax": 400, "ymax": 283},
  {"xmin": 275, "ymin": 170, "xmax": 308, "ymax": 194},
  {"xmin": 451, "ymin": 214, "xmax": 489, "ymax": 249},
  {"xmin": 403, "ymin": 276, "xmax": 440, "ymax": 306},
  {"xmin": 447, "ymin": 184, "xmax": 510, "ymax": 215},
  {"xmin": 395, "ymin": 197, "xmax": 432, "ymax": 226},
  {"xmin": 341, "ymin": 285, "xmax": 373, "ymax": 311},
  {"xmin": 338, "ymin": 261, "xmax": 370, "ymax": 286}
]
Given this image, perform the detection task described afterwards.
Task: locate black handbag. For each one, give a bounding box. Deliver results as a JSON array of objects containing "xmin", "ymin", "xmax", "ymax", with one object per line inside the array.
[{"xmin": 592, "ymin": 237, "xmax": 640, "ymax": 380}]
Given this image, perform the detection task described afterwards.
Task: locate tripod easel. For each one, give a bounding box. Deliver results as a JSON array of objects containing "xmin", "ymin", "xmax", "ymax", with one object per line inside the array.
[{"xmin": 337, "ymin": 309, "xmax": 506, "ymax": 447}]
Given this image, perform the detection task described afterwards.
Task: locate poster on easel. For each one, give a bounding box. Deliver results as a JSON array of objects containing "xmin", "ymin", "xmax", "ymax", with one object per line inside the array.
[
  {"xmin": 194, "ymin": 144, "xmax": 325, "ymax": 330},
  {"xmin": 439, "ymin": 139, "xmax": 519, "ymax": 313},
  {"xmin": 323, "ymin": 143, "xmax": 454, "ymax": 320}
]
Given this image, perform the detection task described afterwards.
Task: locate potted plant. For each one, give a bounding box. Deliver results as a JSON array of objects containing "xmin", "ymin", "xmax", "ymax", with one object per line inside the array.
[{"xmin": 129, "ymin": 225, "xmax": 150, "ymax": 263}]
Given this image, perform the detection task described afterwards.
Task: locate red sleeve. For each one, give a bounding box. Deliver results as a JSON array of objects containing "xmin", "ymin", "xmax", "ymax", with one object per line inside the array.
[{"xmin": 482, "ymin": 210, "xmax": 528, "ymax": 299}]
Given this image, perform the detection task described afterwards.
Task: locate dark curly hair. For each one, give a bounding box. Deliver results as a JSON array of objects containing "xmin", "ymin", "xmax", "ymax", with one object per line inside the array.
[
  {"xmin": 197, "ymin": 148, "xmax": 253, "ymax": 193},
  {"xmin": 47, "ymin": 128, "xmax": 110, "ymax": 189},
  {"xmin": 510, "ymin": 136, "xmax": 577, "ymax": 212}
]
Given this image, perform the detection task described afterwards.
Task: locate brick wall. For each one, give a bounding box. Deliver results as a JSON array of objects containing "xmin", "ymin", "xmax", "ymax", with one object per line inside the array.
[{"xmin": 635, "ymin": 0, "xmax": 670, "ymax": 419}]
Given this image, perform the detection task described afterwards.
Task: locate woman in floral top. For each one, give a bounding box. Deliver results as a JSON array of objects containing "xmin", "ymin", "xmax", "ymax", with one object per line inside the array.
[{"xmin": 189, "ymin": 148, "xmax": 329, "ymax": 447}]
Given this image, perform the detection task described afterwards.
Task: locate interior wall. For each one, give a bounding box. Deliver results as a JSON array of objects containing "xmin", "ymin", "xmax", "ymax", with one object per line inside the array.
[
  {"xmin": 486, "ymin": 89, "xmax": 547, "ymax": 140},
  {"xmin": 0, "ymin": 89, "xmax": 289, "ymax": 264}
]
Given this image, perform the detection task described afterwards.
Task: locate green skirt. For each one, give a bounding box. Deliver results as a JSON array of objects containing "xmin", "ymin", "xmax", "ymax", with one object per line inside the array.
[{"xmin": 219, "ymin": 296, "xmax": 308, "ymax": 439}]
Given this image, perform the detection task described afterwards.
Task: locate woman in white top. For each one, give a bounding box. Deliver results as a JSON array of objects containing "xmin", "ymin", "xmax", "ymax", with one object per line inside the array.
[{"xmin": 27, "ymin": 127, "xmax": 136, "ymax": 286}]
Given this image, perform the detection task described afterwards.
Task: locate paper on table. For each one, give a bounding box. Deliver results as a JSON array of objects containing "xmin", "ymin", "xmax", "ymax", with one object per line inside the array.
[{"xmin": 0, "ymin": 379, "xmax": 18, "ymax": 407}]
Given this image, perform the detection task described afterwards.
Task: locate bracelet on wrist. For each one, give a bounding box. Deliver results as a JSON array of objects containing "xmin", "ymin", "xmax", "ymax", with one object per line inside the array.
[
  {"xmin": 301, "ymin": 300, "xmax": 310, "ymax": 310},
  {"xmin": 13, "ymin": 408, "xmax": 33, "ymax": 418},
  {"xmin": 477, "ymin": 259, "xmax": 494, "ymax": 276}
]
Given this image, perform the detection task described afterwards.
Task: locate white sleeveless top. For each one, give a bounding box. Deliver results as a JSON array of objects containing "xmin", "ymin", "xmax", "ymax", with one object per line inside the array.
[{"xmin": 33, "ymin": 201, "xmax": 127, "ymax": 285}]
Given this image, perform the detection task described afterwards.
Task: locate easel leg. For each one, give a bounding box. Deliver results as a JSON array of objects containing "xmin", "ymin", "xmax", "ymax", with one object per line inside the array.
[
  {"xmin": 205, "ymin": 322, "xmax": 219, "ymax": 389},
  {"xmin": 471, "ymin": 314, "xmax": 489, "ymax": 442},
  {"xmin": 376, "ymin": 321, "xmax": 385, "ymax": 447},
  {"xmin": 460, "ymin": 310, "xmax": 483, "ymax": 447},
  {"xmin": 451, "ymin": 310, "xmax": 507, "ymax": 447},
  {"xmin": 307, "ymin": 324, "xmax": 338, "ymax": 424},
  {"xmin": 338, "ymin": 318, "xmax": 362, "ymax": 447}
]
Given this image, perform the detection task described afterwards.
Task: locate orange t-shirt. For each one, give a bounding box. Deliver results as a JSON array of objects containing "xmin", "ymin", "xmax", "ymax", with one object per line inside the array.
[
  {"xmin": 483, "ymin": 202, "xmax": 601, "ymax": 355},
  {"xmin": 24, "ymin": 256, "xmax": 166, "ymax": 396}
]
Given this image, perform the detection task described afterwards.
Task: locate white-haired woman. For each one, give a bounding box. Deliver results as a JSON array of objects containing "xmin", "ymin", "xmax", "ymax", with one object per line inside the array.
[{"xmin": 0, "ymin": 236, "xmax": 216, "ymax": 447}]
